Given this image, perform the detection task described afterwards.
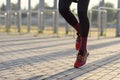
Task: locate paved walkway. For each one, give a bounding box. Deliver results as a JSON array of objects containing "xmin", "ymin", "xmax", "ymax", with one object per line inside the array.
[{"xmin": 0, "ymin": 33, "xmax": 120, "ymax": 80}]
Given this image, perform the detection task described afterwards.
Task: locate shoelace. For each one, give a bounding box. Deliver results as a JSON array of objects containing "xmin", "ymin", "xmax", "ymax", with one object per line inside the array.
[{"xmin": 77, "ymin": 55, "xmax": 86, "ymax": 62}]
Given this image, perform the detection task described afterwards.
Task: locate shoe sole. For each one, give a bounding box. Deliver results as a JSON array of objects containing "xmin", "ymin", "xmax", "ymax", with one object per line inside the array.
[{"xmin": 74, "ymin": 52, "xmax": 89, "ymax": 68}]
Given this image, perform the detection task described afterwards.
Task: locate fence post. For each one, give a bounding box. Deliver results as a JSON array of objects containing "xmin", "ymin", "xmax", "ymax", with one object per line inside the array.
[
  {"xmin": 38, "ymin": 0, "xmax": 44, "ymax": 33},
  {"xmin": 103, "ymin": 11, "xmax": 107, "ymax": 37},
  {"xmin": 17, "ymin": 0, "xmax": 21, "ymax": 32},
  {"xmin": 116, "ymin": 0, "xmax": 120, "ymax": 36},
  {"xmin": 28, "ymin": 0, "xmax": 31, "ymax": 33},
  {"xmin": 98, "ymin": 10, "xmax": 101, "ymax": 39},
  {"xmin": 53, "ymin": 0, "xmax": 58, "ymax": 34},
  {"xmin": 65, "ymin": 22, "xmax": 69, "ymax": 34},
  {"xmin": 88, "ymin": 11, "xmax": 92, "ymax": 37},
  {"xmin": 53, "ymin": 11, "xmax": 59, "ymax": 34},
  {"xmin": 99, "ymin": 0, "xmax": 105, "ymax": 36},
  {"xmin": 6, "ymin": 0, "xmax": 11, "ymax": 33}
]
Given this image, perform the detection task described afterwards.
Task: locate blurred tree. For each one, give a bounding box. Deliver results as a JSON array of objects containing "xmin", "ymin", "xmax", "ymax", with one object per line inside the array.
[
  {"xmin": 33, "ymin": 2, "xmax": 53, "ymax": 10},
  {"xmin": 91, "ymin": 2, "xmax": 116, "ymax": 23},
  {"xmin": 0, "ymin": 3, "xmax": 18, "ymax": 11},
  {"xmin": 105, "ymin": 3, "xmax": 116, "ymax": 22},
  {"xmin": 11, "ymin": 3, "xmax": 17, "ymax": 11},
  {"xmin": 0, "ymin": 4, "xmax": 6, "ymax": 11},
  {"xmin": 91, "ymin": 5, "xmax": 99, "ymax": 22}
]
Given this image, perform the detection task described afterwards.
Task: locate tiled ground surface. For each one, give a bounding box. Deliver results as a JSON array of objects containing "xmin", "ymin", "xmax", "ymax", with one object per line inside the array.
[{"xmin": 0, "ymin": 33, "xmax": 120, "ymax": 80}]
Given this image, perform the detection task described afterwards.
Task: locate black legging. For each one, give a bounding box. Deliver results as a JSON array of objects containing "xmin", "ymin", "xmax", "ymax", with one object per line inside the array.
[{"xmin": 59, "ymin": 0, "xmax": 90, "ymax": 37}]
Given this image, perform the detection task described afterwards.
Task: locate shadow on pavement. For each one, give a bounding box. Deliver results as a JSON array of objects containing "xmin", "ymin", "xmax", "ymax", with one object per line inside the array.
[
  {"xmin": 0, "ymin": 38, "xmax": 120, "ymax": 80},
  {"xmin": 39, "ymin": 51, "xmax": 120, "ymax": 80}
]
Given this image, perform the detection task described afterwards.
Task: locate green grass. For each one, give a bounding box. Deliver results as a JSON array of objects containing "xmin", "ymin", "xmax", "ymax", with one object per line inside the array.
[{"xmin": 0, "ymin": 25, "xmax": 116, "ymax": 37}]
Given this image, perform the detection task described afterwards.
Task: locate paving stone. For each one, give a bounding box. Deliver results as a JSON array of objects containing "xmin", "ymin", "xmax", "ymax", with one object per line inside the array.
[
  {"xmin": 111, "ymin": 77, "xmax": 120, "ymax": 80},
  {"xmin": 0, "ymin": 34, "xmax": 120, "ymax": 80}
]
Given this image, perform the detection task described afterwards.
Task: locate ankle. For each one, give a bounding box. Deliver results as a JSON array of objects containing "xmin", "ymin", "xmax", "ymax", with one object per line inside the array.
[
  {"xmin": 80, "ymin": 37, "xmax": 87, "ymax": 50},
  {"xmin": 78, "ymin": 50, "xmax": 87, "ymax": 56}
]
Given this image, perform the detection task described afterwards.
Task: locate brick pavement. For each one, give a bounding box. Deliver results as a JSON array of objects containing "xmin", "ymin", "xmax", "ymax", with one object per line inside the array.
[{"xmin": 0, "ymin": 33, "xmax": 120, "ymax": 80}]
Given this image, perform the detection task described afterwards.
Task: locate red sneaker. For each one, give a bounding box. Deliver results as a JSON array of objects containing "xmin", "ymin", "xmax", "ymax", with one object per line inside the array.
[
  {"xmin": 74, "ymin": 50, "xmax": 89, "ymax": 68},
  {"xmin": 75, "ymin": 33, "xmax": 80, "ymax": 50}
]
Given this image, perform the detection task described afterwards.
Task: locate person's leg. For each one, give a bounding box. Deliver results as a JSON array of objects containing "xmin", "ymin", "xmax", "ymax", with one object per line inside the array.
[
  {"xmin": 59, "ymin": 0, "xmax": 81, "ymax": 50},
  {"xmin": 77, "ymin": 0, "xmax": 90, "ymax": 51},
  {"xmin": 59, "ymin": 0, "xmax": 80, "ymax": 33},
  {"xmin": 74, "ymin": 0, "xmax": 90, "ymax": 68}
]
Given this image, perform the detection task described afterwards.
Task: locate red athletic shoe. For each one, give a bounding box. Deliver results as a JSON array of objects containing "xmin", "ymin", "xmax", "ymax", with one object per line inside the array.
[
  {"xmin": 74, "ymin": 50, "xmax": 89, "ymax": 68},
  {"xmin": 75, "ymin": 33, "xmax": 80, "ymax": 50}
]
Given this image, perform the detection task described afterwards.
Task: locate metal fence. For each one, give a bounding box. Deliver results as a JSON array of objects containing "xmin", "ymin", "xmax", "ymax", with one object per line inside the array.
[
  {"xmin": 0, "ymin": 0, "xmax": 120, "ymax": 39},
  {"xmin": 0, "ymin": 8, "xmax": 120, "ymax": 38}
]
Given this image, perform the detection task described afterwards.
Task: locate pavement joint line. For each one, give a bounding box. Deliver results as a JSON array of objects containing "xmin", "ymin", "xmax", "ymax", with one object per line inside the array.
[
  {"xmin": 43, "ymin": 51, "xmax": 120, "ymax": 80},
  {"xmin": 0, "ymin": 35, "xmax": 120, "ymax": 80}
]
